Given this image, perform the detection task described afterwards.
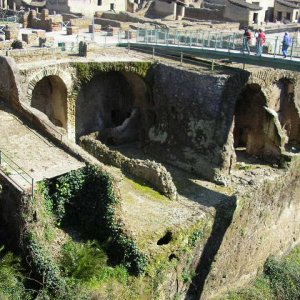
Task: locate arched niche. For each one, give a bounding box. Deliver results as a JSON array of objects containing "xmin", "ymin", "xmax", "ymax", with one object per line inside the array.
[
  {"xmin": 233, "ymin": 84, "xmax": 268, "ymax": 156},
  {"xmin": 268, "ymin": 79, "xmax": 300, "ymax": 151},
  {"xmin": 31, "ymin": 75, "xmax": 68, "ymax": 129},
  {"xmin": 75, "ymin": 71, "xmax": 149, "ymax": 145}
]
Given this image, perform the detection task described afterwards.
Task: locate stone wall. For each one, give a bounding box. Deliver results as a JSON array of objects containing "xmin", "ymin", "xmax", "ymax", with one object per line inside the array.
[
  {"xmin": 185, "ymin": 7, "xmax": 224, "ymax": 21},
  {"xmin": 94, "ymin": 17, "xmax": 124, "ymax": 29},
  {"xmin": 274, "ymin": 2, "xmax": 299, "ymax": 22},
  {"xmin": 70, "ymin": 17, "xmax": 92, "ymax": 28},
  {"xmin": 2, "ymin": 48, "xmax": 64, "ymax": 63},
  {"xmin": 80, "ymin": 135, "xmax": 177, "ymax": 200},
  {"xmin": 0, "ymin": 170, "xmax": 29, "ymax": 250},
  {"xmin": 153, "ymin": 0, "xmax": 176, "ymax": 19},
  {"xmin": 200, "ymin": 157, "xmax": 300, "ymax": 299},
  {"xmin": 144, "ymin": 63, "xmax": 248, "ymax": 182},
  {"xmin": 0, "ymin": 56, "xmax": 22, "ymax": 105}
]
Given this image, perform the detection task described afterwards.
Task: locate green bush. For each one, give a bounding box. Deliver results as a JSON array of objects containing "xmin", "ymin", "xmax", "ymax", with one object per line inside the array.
[
  {"xmin": 0, "ymin": 246, "xmax": 31, "ymax": 300},
  {"xmin": 223, "ymin": 247, "xmax": 300, "ymax": 300},
  {"xmin": 264, "ymin": 256, "xmax": 300, "ymax": 300},
  {"xmin": 11, "ymin": 40, "xmax": 23, "ymax": 49},
  {"xmin": 45, "ymin": 165, "xmax": 148, "ymax": 276}
]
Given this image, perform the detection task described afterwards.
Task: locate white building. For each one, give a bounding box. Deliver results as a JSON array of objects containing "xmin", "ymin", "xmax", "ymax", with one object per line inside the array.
[{"xmin": 46, "ymin": 0, "xmax": 127, "ymax": 17}]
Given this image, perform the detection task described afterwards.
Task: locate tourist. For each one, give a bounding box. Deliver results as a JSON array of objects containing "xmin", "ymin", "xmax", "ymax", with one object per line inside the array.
[
  {"xmin": 243, "ymin": 27, "xmax": 252, "ymax": 54},
  {"xmin": 282, "ymin": 32, "xmax": 292, "ymax": 58},
  {"xmin": 256, "ymin": 29, "xmax": 266, "ymax": 56}
]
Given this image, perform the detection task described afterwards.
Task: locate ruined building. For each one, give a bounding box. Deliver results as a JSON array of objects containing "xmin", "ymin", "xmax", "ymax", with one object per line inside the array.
[{"xmin": 0, "ymin": 45, "xmax": 299, "ymax": 299}]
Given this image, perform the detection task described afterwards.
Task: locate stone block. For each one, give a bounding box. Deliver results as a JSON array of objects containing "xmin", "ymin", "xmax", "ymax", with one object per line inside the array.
[
  {"xmin": 106, "ymin": 26, "xmax": 118, "ymax": 36},
  {"xmin": 41, "ymin": 9, "xmax": 49, "ymax": 21},
  {"xmin": 67, "ymin": 26, "xmax": 79, "ymax": 35},
  {"xmin": 5, "ymin": 29, "xmax": 19, "ymax": 41},
  {"xmin": 22, "ymin": 33, "xmax": 38, "ymax": 46},
  {"xmin": 32, "ymin": 29, "xmax": 46, "ymax": 38},
  {"xmin": 125, "ymin": 31, "xmax": 136, "ymax": 39},
  {"xmin": 89, "ymin": 24, "xmax": 102, "ymax": 33}
]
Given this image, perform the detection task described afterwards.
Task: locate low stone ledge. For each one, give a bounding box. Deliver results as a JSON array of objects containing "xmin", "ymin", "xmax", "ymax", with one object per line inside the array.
[{"xmin": 80, "ymin": 135, "xmax": 177, "ymax": 200}]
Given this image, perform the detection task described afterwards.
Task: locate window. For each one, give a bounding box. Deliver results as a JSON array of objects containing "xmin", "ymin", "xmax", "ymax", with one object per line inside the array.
[
  {"xmin": 277, "ymin": 11, "xmax": 282, "ymax": 21},
  {"xmin": 110, "ymin": 3, "xmax": 114, "ymax": 10},
  {"xmin": 98, "ymin": 0, "xmax": 102, "ymax": 5},
  {"xmin": 253, "ymin": 13, "xmax": 258, "ymax": 24},
  {"xmin": 286, "ymin": 12, "xmax": 291, "ymax": 20}
]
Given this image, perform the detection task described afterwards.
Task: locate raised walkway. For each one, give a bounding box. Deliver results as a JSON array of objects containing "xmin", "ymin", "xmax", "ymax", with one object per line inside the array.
[
  {"xmin": 0, "ymin": 101, "xmax": 84, "ymax": 193},
  {"xmin": 121, "ymin": 29, "xmax": 300, "ymax": 72}
]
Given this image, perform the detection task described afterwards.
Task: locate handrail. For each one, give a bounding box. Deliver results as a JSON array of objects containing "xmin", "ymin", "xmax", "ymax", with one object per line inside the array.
[
  {"xmin": 135, "ymin": 29, "xmax": 300, "ymax": 60},
  {"xmin": 0, "ymin": 150, "xmax": 34, "ymax": 196}
]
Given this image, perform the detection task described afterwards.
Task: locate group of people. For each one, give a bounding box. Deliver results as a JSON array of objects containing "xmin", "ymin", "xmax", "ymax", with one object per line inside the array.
[{"xmin": 242, "ymin": 27, "xmax": 292, "ymax": 58}]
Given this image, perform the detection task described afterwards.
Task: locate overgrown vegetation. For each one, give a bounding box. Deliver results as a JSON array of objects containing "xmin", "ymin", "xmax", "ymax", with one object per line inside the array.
[
  {"xmin": 19, "ymin": 164, "xmax": 148, "ymax": 298},
  {"xmin": 73, "ymin": 61, "xmax": 152, "ymax": 93},
  {"xmin": 45, "ymin": 164, "xmax": 148, "ymax": 275},
  {"xmin": 59, "ymin": 240, "xmax": 129, "ymax": 288},
  {"xmin": 223, "ymin": 246, "xmax": 300, "ymax": 300},
  {"xmin": 0, "ymin": 163, "xmax": 211, "ymax": 299},
  {"xmin": 0, "ymin": 246, "xmax": 31, "ymax": 300}
]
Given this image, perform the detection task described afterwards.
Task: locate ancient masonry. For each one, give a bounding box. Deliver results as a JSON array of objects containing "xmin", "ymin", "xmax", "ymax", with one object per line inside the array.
[{"xmin": 0, "ymin": 53, "xmax": 300, "ymax": 299}]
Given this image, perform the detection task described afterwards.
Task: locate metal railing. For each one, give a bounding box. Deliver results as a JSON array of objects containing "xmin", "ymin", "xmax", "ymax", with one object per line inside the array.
[
  {"xmin": 0, "ymin": 150, "xmax": 34, "ymax": 196},
  {"xmin": 0, "ymin": 16, "xmax": 18, "ymax": 23},
  {"xmin": 135, "ymin": 29, "xmax": 300, "ymax": 60}
]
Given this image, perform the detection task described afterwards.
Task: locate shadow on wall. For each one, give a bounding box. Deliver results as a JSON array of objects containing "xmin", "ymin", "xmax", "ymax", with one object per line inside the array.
[
  {"xmin": 75, "ymin": 71, "xmax": 150, "ymax": 145},
  {"xmin": 185, "ymin": 196, "xmax": 237, "ymax": 299}
]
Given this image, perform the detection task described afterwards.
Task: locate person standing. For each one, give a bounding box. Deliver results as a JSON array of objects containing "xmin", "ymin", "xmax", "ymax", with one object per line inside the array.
[
  {"xmin": 243, "ymin": 27, "xmax": 252, "ymax": 54},
  {"xmin": 256, "ymin": 29, "xmax": 266, "ymax": 56},
  {"xmin": 282, "ymin": 32, "xmax": 292, "ymax": 58}
]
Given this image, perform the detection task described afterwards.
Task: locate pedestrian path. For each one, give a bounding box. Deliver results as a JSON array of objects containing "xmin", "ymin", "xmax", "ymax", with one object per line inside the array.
[{"xmin": 123, "ymin": 29, "xmax": 300, "ymax": 72}]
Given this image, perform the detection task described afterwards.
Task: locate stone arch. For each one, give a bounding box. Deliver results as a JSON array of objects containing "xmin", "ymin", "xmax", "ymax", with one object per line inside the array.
[
  {"xmin": 75, "ymin": 71, "xmax": 150, "ymax": 144},
  {"xmin": 233, "ymin": 84, "xmax": 269, "ymax": 156},
  {"xmin": 268, "ymin": 78, "xmax": 300, "ymax": 151},
  {"xmin": 26, "ymin": 68, "xmax": 73, "ymax": 130},
  {"xmin": 233, "ymin": 82, "xmax": 284, "ymax": 161},
  {"xmin": 26, "ymin": 68, "xmax": 72, "ymax": 103},
  {"xmin": 30, "ymin": 75, "xmax": 68, "ymax": 129}
]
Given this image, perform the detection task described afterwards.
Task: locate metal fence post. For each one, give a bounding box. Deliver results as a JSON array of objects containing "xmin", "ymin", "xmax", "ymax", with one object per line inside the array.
[
  {"xmin": 0, "ymin": 150, "xmax": 1, "ymax": 165},
  {"xmin": 180, "ymin": 52, "xmax": 183, "ymax": 65},
  {"xmin": 274, "ymin": 36, "xmax": 278, "ymax": 57},
  {"xmin": 31, "ymin": 178, "xmax": 34, "ymax": 197},
  {"xmin": 152, "ymin": 46, "xmax": 155, "ymax": 60},
  {"xmin": 290, "ymin": 39, "xmax": 294, "ymax": 59}
]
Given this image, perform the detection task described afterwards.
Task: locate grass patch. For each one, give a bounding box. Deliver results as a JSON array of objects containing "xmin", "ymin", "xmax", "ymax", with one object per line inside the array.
[
  {"xmin": 124, "ymin": 177, "xmax": 169, "ymax": 203},
  {"xmin": 59, "ymin": 240, "xmax": 129, "ymax": 289}
]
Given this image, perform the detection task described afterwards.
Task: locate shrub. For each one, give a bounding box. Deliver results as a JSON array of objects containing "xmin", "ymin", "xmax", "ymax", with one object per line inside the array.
[
  {"xmin": 11, "ymin": 40, "xmax": 23, "ymax": 49},
  {"xmin": 45, "ymin": 165, "xmax": 148, "ymax": 276},
  {"xmin": 264, "ymin": 256, "xmax": 300, "ymax": 300},
  {"xmin": 0, "ymin": 246, "xmax": 30, "ymax": 299}
]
